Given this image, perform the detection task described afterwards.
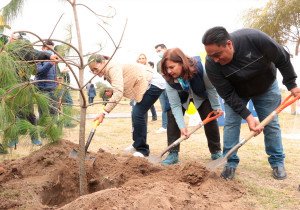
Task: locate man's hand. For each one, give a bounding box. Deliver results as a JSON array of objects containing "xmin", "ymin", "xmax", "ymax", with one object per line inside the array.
[
  {"xmin": 290, "ymin": 87, "xmax": 300, "ymax": 98},
  {"xmin": 50, "ymin": 54, "xmax": 59, "ymax": 61},
  {"xmin": 246, "ymin": 114, "xmax": 263, "ymax": 136}
]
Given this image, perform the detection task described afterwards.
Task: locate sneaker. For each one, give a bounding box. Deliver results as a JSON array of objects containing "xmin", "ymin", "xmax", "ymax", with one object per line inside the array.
[
  {"xmin": 221, "ymin": 166, "xmax": 236, "ymax": 180},
  {"xmin": 8, "ymin": 139, "xmax": 18, "ymax": 149},
  {"xmin": 124, "ymin": 145, "xmax": 136, "ymax": 153},
  {"xmin": 133, "ymin": 151, "xmax": 145, "ymax": 157},
  {"xmin": 161, "ymin": 151, "xmax": 179, "ymax": 165},
  {"xmin": 31, "ymin": 139, "xmax": 42, "ymax": 146},
  {"xmin": 211, "ymin": 151, "xmax": 223, "ymax": 160},
  {"xmin": 156, "ymin": 127, "xmax": 167, "ymax": 134},
  {"xmin": 272, "ymin": 166, "xmax": 287, "ymax": 180}
]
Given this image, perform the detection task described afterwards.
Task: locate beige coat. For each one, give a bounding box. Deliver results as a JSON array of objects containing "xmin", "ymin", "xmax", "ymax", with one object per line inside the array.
[{"xmin": 102, "ymin": 62, "xmax": 154, "ymax": 113}]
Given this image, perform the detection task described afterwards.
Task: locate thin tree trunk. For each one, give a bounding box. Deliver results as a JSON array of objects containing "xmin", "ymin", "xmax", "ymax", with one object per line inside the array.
[
  {"xmin": 71, "ymin": 0, "xmax": 88, "ymax": 195},
  {"xmin": 295, "ymin": 39, "xmax": 300, "ymax": 56}
]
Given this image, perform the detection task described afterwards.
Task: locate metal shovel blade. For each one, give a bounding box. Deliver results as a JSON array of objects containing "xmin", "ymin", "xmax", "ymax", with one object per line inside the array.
[
  {"xmin": 69, "ymin": 120, "xmax": 99, "ymax": 161},
  {"xmin": 69, "ymin": 148, "xmax": 96, "ymax": 162},
  {"xmin": 146, "ymin": 155, "xmax": 162, "ymax": 164},
  {"xmin": 205, "ymin": 157, "xmax": 227, "ymax": 171}
]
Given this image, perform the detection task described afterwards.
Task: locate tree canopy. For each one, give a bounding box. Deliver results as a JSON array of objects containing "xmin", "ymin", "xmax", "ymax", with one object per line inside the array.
[{"xmin": 243, "ymin": 0, "xmax": 300, "ymax": 55}]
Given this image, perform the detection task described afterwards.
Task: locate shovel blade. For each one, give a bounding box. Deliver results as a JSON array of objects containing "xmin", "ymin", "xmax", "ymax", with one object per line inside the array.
[
  {"xmin": 69, "ymin": 149, "xmax": 79, "ymax": 158},
  {"xmin": 205, "ymin": 157, "xmax": 227, "ymax": 171},
  {"xmin": 69, "ymin": 149, "xmax": 96, "ymax": 164},
  {"xmin": 146, "ymin": 155, "xmax": 162, "ymax": 164}
]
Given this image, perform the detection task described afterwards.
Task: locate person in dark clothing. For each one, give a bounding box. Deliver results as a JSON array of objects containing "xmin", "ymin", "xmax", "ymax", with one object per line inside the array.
[
  {"xmin": 202, "ymin": 26, "xmax": 300, "ymax": 180},
  {"xmin": 36, "ymin": 40, "xmax": 58, "ymax": 117},
  {"xmin": 5, "ymin": 34, "xmax": 59, "ymax": 147},
  {"xmin": 54, "ymin": 44, "xmax": 73, "ymax": 106},
  {"xmin": 160, "ymin": 48, "xmax": 222, "ymax": 165},
  {"xmin": 88, "ymin": 83, "xmax": 96, "ymax": 104},
  {"xmin": 136, "ymin": 53, "xmax": 158, "ymax": 121}
]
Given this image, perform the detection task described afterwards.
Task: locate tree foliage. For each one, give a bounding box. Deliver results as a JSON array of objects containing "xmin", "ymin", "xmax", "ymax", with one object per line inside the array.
[
  {"xmin": 0, "ymin": 40, "xmax": 63, "ymax": 145},
  {"xmin": 1, "ymin": 0, "xmax": 25, "ymax": 25},
  {"xmin": 243, "ymin": 0, "xmax": 300, "ymax": 55}
]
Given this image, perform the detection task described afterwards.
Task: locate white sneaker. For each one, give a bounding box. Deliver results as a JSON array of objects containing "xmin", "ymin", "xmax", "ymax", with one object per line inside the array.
[
  {"xmin": 133, "ymin": 151, "xmax": 145, "ymax": 157},
  {"xmin": 156, "ymin": 127, "xmax": 167, "ymax": 134},
  {"xmin": 124, "ymin": 145, "xmax": 136, "ymax": 153}
]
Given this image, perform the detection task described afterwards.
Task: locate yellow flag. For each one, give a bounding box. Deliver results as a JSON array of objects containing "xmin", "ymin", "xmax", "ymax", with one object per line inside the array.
[{"xmin": 186, "ymin": 102, "xmax": 197, "ymax": 115}]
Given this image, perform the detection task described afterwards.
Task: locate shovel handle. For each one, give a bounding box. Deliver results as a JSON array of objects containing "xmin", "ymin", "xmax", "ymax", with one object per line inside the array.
[
  {"xmin": 93, "ymin": 119, "xmax": 101, "ymax": 128},
  {"xmin": 160, "ymin": 110, "xmax": 223, "ymax": 158},
  {"xmin": 226, "ymin": 94, "xmax": 300, "ymax": 159},
  {"xmin": 202, "ymin": 110, "xmax": 224, "ymax": 124},
  {"xmin": 275, "ymin": 94, "xmax": 300, "ymax": 114},
  {"xmin": 85, "ymin": 120, "xmax": 101, "ymax": 153}
]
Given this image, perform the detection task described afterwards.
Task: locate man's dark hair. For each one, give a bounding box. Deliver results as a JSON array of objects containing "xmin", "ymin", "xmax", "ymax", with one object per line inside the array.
[
  {"xmin": 44, "ymin": 40, "xmax": 54, "ymax": 46},
  {"xmin": 155, "ymin": 43, "xmax": 167, "ymax": 49},
  {"xmin": 202, "ymin": 26, "xmax": 230, "ymax": 46}
]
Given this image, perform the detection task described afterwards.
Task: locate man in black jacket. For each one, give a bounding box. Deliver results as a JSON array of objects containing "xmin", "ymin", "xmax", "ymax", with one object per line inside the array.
[{"xmin": 202, "ymin": 26, "xmax": 300, "ymax": 180}]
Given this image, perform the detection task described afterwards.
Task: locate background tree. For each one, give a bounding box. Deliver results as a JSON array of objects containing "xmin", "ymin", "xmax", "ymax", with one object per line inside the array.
[{"xmin": 243, "ymin": 0, "xmax": 300, "ymax": 55}]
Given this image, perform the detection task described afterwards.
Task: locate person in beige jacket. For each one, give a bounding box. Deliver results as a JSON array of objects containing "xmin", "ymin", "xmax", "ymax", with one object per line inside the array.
[{"xmin": 88, "ymin": 54, "xmax": 166, "ymax": 157}]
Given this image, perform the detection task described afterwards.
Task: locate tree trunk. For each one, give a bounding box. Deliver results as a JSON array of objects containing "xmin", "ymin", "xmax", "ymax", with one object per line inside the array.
[{"xmin": 295, "ymin": 39, "xmax": 300, "ymax": 56}]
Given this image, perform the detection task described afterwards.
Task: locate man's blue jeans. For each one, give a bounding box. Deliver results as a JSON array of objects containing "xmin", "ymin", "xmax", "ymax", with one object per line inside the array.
[
  {"xmin": 223, "ymin": 80, "xmax": 285, "ymax": 169},
  {"xmin": 158, "ymin": 90, "xmax": 170, "ymax": 129},
  {"xmin": 132, "ymin": 85, "xmax": 163, "ymax": 156}
]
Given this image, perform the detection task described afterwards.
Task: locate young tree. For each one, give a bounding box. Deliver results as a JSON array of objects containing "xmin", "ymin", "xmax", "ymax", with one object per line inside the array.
[{"xmin": 1, "ymin": 0, "xmax": 123, "ymax": 195}]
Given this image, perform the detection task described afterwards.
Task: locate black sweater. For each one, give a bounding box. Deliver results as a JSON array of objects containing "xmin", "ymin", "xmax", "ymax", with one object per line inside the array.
[{"xmin": 205, "ymin": 28, "xmax": 297, "ymax": 119}]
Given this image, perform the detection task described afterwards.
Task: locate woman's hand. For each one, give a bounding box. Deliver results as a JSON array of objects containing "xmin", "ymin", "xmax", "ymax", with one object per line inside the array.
[
  {"xmin": 180, "ymin": 127, "xmax": 190, "ymax": 138},
  {"xmin": 94, "ymin": 113, "xmax": 105, "ymax": 123}
]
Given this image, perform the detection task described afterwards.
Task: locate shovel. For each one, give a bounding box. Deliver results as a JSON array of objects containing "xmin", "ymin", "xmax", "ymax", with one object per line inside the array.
[
  {"xmin": 160, "ymin": 110, "xmax": 224, "ymax": 158},
  {"xmin": 206, "ymin": 94, "xmax": 300, "ymax": 171},
  {"xmin": 69, "ymin": 120, "xmax": 100, "ymax": 160}
]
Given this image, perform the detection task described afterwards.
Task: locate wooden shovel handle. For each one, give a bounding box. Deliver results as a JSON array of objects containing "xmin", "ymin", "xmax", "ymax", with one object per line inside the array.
[
  {"xmin": 232, "ymin": 94, "xmax": 300, "ymax": 154},
  {"xmin": 275, "ymin": 94, "xmax": 300, "ymax": 113},
  {"xmin": 160, "ymin": 110, "xmax": 223, "ymax": 158}
]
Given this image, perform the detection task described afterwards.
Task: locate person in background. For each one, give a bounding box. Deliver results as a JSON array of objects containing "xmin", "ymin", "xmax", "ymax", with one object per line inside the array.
[
  {"xmin": 54, "ymin": 44, "xmax": 73, "ymax": 106},
  {"xmin": 4, "ymin": 33, "xmax": 59, "ymax": 148},
  {"xmin": 36, "ymin": 40, "xmax": 58, "ymax": 117},
  {"xmin": 202, "ymin": 26, "xmax": 300, "ymax": 180},
  {"xmin": 155, "ymin": 44, "xmax": 170, "ymax": 133},
  {"xmin": 88, "ymin": 54, "xmax": 165, "ymax": 157},
  {"xmin": 160, "ymin": 47, "xmax": 222, "ymax": 165},
  {"xmin": 88, "ymin": 83, "xmax": 96, "ymax": 104},
  {"xmin": 137, "ymin": 53, "xmax": 158, "ymax": 121},
  {"xmin": 148, "ymin": 61, "xmax": 154, "ymax": 69}
]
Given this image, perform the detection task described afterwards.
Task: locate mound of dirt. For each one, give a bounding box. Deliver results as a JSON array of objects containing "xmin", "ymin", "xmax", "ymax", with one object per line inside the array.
[{"xmin": 0, "ymin": 140, "xmax": 247, "ymax": 209}]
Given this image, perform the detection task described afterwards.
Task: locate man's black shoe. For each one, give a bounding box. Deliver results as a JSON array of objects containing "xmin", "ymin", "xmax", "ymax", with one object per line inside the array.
[
  {"xmin": 272, "ymin": 166, "xmax": 287, "ymax": 180},
  {"xmin": 221, "ymin": 166, "xmax": 236, "ymax": 180}
]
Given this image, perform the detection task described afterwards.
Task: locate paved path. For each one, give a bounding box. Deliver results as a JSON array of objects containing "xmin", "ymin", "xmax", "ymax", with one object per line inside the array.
[{"xmin": 86, "ymin": 112, "xmax": 162, "ymax": 119}]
